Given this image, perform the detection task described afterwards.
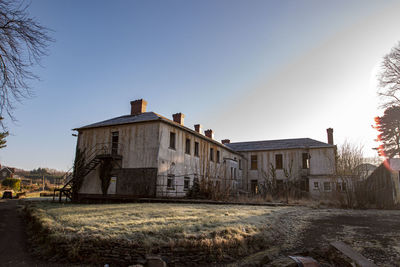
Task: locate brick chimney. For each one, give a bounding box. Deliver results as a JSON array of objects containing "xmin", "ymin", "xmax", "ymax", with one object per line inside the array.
[
  {"xmin": 327, "ymin": 128, "xmax": 334, "ymax": 145},
  {"xmin": 130, "ymin": 99, "xmax": 147, "ymax": 116},
  {"xmin": 221, "ymin": 139, "xmax": 230, "ymax": 145},
  {"xmin": 172, "ymin": 113, "xmax": 185, "ymax": 125},
  {"xmin": 205, "ymin": 129, "xmax": 214, "ymax": 139},
  {"xmin": 194, "ymin": 124, "xmax": 202, "ymax": 133}
]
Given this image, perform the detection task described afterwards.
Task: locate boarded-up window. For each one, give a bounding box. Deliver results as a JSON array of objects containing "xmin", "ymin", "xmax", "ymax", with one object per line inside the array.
[
  {"xmin": 194, "ymin": 142, "xmax": 199, "ymax": 157},
  {"xmin": 167, "ymin": 174, "xmax": 175, "ymax": 190},
  {"xmin": 251, "ymin": 155, "xmax": 257, "ymax": 170},
  {"xmin": 169, "ymin": 132, "xmax": 176, "ymax": 149},
  {"xmin": 185, "ymin": 138, "xmax": 191, "ymax": 154},
  {"xmin": 216, "ymin": 150, "xmax": 220, "ymax": 163},
  {"xmin": 275, "ymin": 154, "xmax": 283, "ymax": 169},
  {"xmin": 302, "ymin": 153, "xmax": 309, "ymax": 169},
  {"xmin": 184, "ymin": 177, "xmax": 190, "ymax": 191},
  {"xmin": 210, "ymin": 148, "xmax": 214, "ymax": 161}
]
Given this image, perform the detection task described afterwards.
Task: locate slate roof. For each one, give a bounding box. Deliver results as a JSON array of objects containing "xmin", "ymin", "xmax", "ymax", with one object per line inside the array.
[
  {"xmin": 75, "ymin": 112, "xmax": 162, "ymax": 130},
  {"xmin": 226, "ymin": 138, "xmax": 334, "ymax": 152},
  {"xmin": 74, "ymin": 112, "xmax": 241, "ymax": 154}
]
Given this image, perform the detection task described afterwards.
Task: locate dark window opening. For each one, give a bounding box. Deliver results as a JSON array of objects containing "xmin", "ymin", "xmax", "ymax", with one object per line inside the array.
[
  {"xmin": 251, "ymin": 155, "xmax": 257, "ymax": 170},
  {"xmin": 275, "ymin": 154, "xmax": 283, "ymax": 169},
  {"xmin": 185, "ymin": 138, "xmax": 191, "ymax": 154},
  {"xmin": 210, "ymin": 148, "xmax": 214, "ymax": 161},
  {"xmin": 239, "ymin": 159, "xmax": 242, "ymax": 170},
  {"xmin": 167, "ymin": 175, "xmax": 175, "ymax": 190},
  {"xmin": 194, "ymin": 142, "xmax": 199, "ymax": 157},
  {"xmin": 169, "ymin": 132, "xmax": 176, "ymax": 149},
  {"xmin": 216, "ymin": 150, "xmax": 220, "ymax": 163},
  {"xmin": 251, "ymin": 180, "xmax": 258, "ymax": 194},
  {"xmin": 184, "ymin": 177, "xmax": 190, "ymax": 191},
  {"xmin": 302, "ymin": 153, "xmax": 310, "ymax": 169},
  {"xmin": 111, "ymin": 131, "xmax": 119, "ymax": 155}
]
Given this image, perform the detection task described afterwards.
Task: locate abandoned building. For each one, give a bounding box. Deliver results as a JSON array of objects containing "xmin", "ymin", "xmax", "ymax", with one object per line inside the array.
[{"xmin": 61, "ymin": 99, "xmax": 338, "ymax": 201}]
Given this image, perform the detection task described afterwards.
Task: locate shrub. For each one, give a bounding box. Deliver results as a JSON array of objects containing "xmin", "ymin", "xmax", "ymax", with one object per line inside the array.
[{"xmin": 2, "ymin": 178, "xmax": 21, "ymax": 191}]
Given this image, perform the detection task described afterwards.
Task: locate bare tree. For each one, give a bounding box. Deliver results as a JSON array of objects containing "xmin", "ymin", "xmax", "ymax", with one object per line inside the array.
[
  {"xmin": 0, "ymin": 0, "xmax": 52, "ymax": 128},
  {"xmin": 378, "ymin": 42, "xmax": 400, "ymax": 108}
]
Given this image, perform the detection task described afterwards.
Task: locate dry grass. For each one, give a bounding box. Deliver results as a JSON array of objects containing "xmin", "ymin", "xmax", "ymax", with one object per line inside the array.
[{"xmin": 27, "ymin": 202, "xmax": 299, "ymax": 260}]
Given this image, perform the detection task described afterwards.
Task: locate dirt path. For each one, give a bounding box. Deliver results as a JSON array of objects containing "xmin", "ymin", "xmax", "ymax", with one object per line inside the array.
[{"xmin": 0, "ymin": 199, "xmax": 75, "ymax": 267}]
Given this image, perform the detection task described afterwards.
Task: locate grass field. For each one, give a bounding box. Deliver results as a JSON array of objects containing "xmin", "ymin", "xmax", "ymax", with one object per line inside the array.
[
  {"xmin": 25, "ymin": 202, "xmax": 400, "ymax": 265},
  {"xmin": 29, "ymin": 202, "xmax": 294, "ymax": 250}
]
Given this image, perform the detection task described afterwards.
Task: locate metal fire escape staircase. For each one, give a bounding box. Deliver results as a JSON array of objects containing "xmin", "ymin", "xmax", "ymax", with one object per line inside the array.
[{"xmin": 53, "ymin": 143, "xmax": 123, "ymax": 202}]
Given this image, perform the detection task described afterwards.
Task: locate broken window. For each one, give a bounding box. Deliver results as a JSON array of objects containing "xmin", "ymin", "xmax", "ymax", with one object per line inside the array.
[
  {"xmin": 323, "ymin": 182, "xmax": 331, "ymax": 191},
  {"xmin": 184, "ymin": 177, "xmax": 190, "ymax": 191},
  {"xmin": 302, "ymin": 153, "xmax": 309, "ymax": 169},
  {"xmin": 210, "ymin": 148, "xmax": 214, "ymax": 161},
  {"xmin": 167, "ymin": 174, "xmax": 175, "ymax": 190},
  {"xmin": 251, "ymin": 155, "xmax": 257, "ymax": 170},
  {"xmin": 111, "ymin": 131, "xmax": 119, "ymax": 155},
  {"xmin": 275, "ymin": 154, "xmax": 283, "ymax": 169},
  {"xmin": 185, "ymin": 138, "xmax": 191, "ymax": 154},
  {"xmin": 216, "ymin": 150, "xmax": 220, "ymax": 163},
  {"xmin": 194, "ymin": 142, "xmax": 199, "ymax": 157},
  {"xmin": 169, "ymin": 132, "xmax": 176, "ymax": 149}
]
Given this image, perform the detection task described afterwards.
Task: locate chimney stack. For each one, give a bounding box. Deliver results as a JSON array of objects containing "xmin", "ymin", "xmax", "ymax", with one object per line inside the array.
[
  {"xmin": 172, "ymin": 113, "xmax": 185, "ymax": 125},
  {"xmin": 130, "ymin": 99, "xmax": 147, "ymax": 116},
  {"xmin": 194, "ymin": 124, "xmax": 202, "ymax": 133},
  {"xmin": 221, "ymin": 139, "xmax": 230, "ymax": 145},
  {"xmin": 327, "ymin": 128, "xmax": 334, "ymax": 145},
  {"xmin": 205, "ymin": 129, "xmax": 214, "ymax": 139}
]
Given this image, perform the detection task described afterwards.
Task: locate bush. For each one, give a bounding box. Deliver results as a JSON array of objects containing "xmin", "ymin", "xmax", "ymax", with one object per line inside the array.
[{"xmin": 2, "ymin": 178, "xmax": 21, "ymax": 191}]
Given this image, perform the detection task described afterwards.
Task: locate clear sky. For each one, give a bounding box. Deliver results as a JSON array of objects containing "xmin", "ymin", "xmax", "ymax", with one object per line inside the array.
[{"xmin": 1, "ymin": 0, "xmax": 399, "ymax": 171}]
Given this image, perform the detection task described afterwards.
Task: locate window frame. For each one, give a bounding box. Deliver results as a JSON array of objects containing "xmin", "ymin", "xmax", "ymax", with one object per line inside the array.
[
  {"xmin": 216, "ymin": 150, "xmax": 220, "ymax": 163},
  {"xmin": 210, "ymin": 148, "xmax": 214, "ymax": 162},
  {"xmin": 323, "ymin": 181, "xmax": 331, "ymax": 191},
  {"xmin": 302, "ymin": 153, "xmax": 310, "ymax": 169},
  {"xmin": 184, "ymin": 177, "xmax": 190, "ymax": 191},
  {"xmin": 169, "ymin": 132, "xmax": 176, "ymax": 150},
  {"xmin": 194, "ymin": 142, "xmax": 199, "ymax": 157},
  {"xmin": 250, "ymin": 155, "xmax": 258, "ymax": 170},
  {"xmin": 167, "ymin": 174, "xmax": 175, "ymax": 190},
  {"xmin": 185, "ymin": 138, "xmax": 191, "ymax": 155},
  {"xmin": 275, "ymin": 154, "xmax": 283, "ymax": 169}
]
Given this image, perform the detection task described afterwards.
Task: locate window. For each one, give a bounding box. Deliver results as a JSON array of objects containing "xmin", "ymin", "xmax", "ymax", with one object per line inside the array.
[
  {"xmin": 302, "ymin": 153, "xmax": 309, "ymax": 169},
  {"xmin": 216, "ymin": 150, "xmax": 220, "ymax": 163},
  {"xmin": 275, "ymin": 154, "xmax": 283, "ymax": 169},
  {"xmin": 184, "ymin": 177, "xmax": 190, "ymax": 191},
  {"xmin": 338, "ymin": 182, "xmax": 347, "ymax": 192},
  {"xmin": 194, "ymin": 142, "xmax": 199, "ymax": 157},
  {"xmin": 239, "ymin": 159, "xmax": 242, "ymax": 170},
  {"xmin": 314, "ymin": 182, "xmax": 319, "ymax": 189},
  {"xmin": 167, "ymin": 175, "xmax": 175, "ymax": 190},
  {"xmin": 210, "ymin": 148, "xmax": 214, "ymax": 161},
  {"xmin": 111, "ymin": 131, "xmax": 119, "ymax": 155},
  {"xmin": 169, "ymin": 132, "xmax": 176, "ymax": 149},
  {"xmin": 251, "ymin": 155, "xmax": 257, "ymax": 170},
  {"xmin": 185, "ymin": 138, "xmax": 191, "ymax": 154},
  {"xmin": 231, "ymin": 167, "xmax": 233, "ymax": 179},
  {"xmin": 323, "ymin": 182, "xmax": 331, "ymax": 191},
  {"xmin": 234, "ymin": 168, "xmax": 237, "ymax": 179}
]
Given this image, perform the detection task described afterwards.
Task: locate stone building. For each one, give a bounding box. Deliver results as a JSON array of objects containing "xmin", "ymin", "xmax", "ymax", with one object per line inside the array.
[{"xmin": 67, "ymin": 99, "xmax": 336, "ymax": 201}]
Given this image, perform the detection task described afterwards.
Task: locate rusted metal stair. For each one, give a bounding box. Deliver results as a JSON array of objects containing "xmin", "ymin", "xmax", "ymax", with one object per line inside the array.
[{"xmin": 53, "ymin": 142, "xmax": 123, "ymax": 202}]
